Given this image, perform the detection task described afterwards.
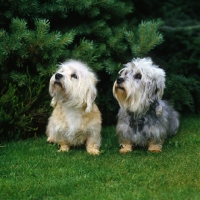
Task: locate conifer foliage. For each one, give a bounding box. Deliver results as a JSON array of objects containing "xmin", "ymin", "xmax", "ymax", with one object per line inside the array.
[
  {"xmin": 134, "ymin": 0, "xmax": 200, "ymax": 114},
  {"xmin": 0, "ymin": 0, "xmax": 163, "ymax": 140}
]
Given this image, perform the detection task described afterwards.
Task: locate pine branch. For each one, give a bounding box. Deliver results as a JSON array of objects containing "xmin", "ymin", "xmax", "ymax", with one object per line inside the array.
[{"xmin": 125, "ymin": 20, "xmax": 164, "ymax": 57}]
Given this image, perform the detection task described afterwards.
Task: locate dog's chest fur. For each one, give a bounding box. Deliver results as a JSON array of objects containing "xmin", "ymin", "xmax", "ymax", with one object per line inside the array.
[
  {"xmin": 127, "ymin": 100, "xmax": 158, "ymax": 133},
  {"xmin": 117, "ymin": 100, "xmax": 165, "ymax": 146},
  {"xmin": 50, "ymin": 103, "xmax": 100, "ymax": 145},
  {"xmin": 117, "ymin": 99, "xmax": 179, "ymax": 146},
  {"xmin": 58, "ymin": 107, "xmax": 87, "ymax": 135}
]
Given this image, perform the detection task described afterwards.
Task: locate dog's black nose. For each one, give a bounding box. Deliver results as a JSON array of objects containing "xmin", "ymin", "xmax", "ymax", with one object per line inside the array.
[
  {"xmin": 55, "ymin": 73, "xmax": 63, "ymax": 80},
  {"xmin": 117, "ymin": 77, "xmax": 124, "ymax": 84}
]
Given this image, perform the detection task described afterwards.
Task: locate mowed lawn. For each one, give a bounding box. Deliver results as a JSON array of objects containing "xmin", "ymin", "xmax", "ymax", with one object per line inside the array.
[{"xmin": 0, "ymin": 115, "xmax": 200, "ymax": 200}]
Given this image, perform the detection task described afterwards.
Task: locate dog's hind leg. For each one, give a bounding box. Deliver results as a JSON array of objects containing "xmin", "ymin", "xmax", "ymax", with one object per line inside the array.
[
  {"xmin": 47, "ymin": 136, "xmax": 55, "ymax": 143},
  {"xmin": 46, "ymin": 127, "xmax": 55, "ymax": 144}
]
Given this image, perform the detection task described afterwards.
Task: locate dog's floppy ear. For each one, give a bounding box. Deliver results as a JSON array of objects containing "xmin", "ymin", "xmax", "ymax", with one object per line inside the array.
[
  {"xmin": 147, "ymin": 77, "xmax": 165, "ymax": 101},
  {"xmin": 49, "ymin": 77, "xmax": 55, "ymax": 97},
  {"xmin": 155, "ymin": 80, "xmax": 165, "ymax": 99},
  {"xmin": 85, "ymin": 72, "xmax": 97, "ymax": 113},
  {"xmin": 148, "ymin": 67, "xmax": 165, "ymax": 101},
  {"xmin": 49, "ymin": 77, "xmax": 58, "ymax": 108},
  {"xmin": 155, "ymin": 69, "xmax": 165, "ymax": 99}
]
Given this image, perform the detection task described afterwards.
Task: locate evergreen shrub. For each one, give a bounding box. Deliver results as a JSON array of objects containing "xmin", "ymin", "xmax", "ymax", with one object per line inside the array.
[
  {"xmin": 0, "ymin": 0, "xmax": 163, "ymax": 140},
  {"xmin": 134, "ymin": 0, "xmax": 200, "ymax": 113}
]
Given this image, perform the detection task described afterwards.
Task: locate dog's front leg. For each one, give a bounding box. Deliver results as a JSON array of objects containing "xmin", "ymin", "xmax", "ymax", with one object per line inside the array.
[
  {"xmin": 86, "ymin": 133, "xmax": 101, "ymax": 155},
  {"xmin": 119, "ymin": 139, "xmax": 133, "ymax": 154},
  {"xmin": 58, "ymin": 141, "xmax": 70, "ymax": 152}
]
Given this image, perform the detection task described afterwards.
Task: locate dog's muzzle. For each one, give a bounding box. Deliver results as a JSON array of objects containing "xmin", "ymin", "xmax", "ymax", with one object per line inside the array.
[
  {"xmin": 117, "ymin": 77, "xmax": 124, "ymax": 84},
  {"xmin": 54, "ymin": 73, "xmax": 63, "ymax": 87},
  {"xmin": 55, "ymin": 73, "xmax": 63, "ymax": 80},
  {"xmin": 116, "ymin": 77, "xmax": 125, "ymax": 90}
]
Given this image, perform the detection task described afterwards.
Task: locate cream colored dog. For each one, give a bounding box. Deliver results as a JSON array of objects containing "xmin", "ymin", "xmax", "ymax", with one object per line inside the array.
[{"xmin": 46, "ymin": 60, "xmax": 101, "ymax": 155}]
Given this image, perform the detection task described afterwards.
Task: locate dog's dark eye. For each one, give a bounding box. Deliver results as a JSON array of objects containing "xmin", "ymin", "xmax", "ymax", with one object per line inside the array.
[
  {"xmin": 71, "ymin": 74, "xmax": 78, "ymax": 79},
  {"xmin": 134, "ymin": 73, "xmax": 142, "ymax": 79}
]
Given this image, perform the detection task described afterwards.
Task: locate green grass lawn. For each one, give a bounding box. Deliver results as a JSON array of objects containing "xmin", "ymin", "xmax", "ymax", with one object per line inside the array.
[{"xmin": 0, "ymin": 115, "xmax": 200, "ymax": 200}]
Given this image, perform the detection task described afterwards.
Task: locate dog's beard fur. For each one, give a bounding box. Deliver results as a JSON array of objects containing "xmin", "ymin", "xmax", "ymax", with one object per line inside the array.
[
  {"xmin": 46, "ymin": 60, "xmax": 101, "ymax": 155},
  {"xmin": 113, "ymin": 59, "xmax": 165, "ymax": 115},
  {"xmin": 113, "ymin": 58, "xmax": 179, "ymax": 153},
  {"xmin": 113, "ymin": 80, "xmax": 149, "ymax": 115}
]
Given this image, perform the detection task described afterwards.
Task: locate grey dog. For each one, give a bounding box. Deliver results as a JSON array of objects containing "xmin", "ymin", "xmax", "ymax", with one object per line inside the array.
[{"xmin": 113, "ymin": 58, "xmax": 179, "ymax": 153}]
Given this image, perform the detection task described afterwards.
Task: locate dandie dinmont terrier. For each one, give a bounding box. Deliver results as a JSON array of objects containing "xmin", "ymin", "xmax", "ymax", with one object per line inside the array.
[
  {"xmin": 113, "ymin": 57, "xmax": 179, "ymax": 153},
  {"xmin": 46, "ymin": 60, "xmax": 101, "ymax": 155}
]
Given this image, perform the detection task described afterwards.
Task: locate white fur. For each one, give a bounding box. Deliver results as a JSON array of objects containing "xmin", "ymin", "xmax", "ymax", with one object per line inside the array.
[
  {"xmin": 46, "ymin": 60, "xmax": 101, "ymax": 155},
  {"xmin": 49, "ymin": 60, "xmax": 97, "ymax": 112}
]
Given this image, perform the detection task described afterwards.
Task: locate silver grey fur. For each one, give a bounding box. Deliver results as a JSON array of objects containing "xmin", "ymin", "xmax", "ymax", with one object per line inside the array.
[
  {"xmin": 114, "ymin": 58, "xmax": 180, "ymax": 149},
  {"xmin": 117, "ymin": 100, "xmax": 179, "ymax": 146}
]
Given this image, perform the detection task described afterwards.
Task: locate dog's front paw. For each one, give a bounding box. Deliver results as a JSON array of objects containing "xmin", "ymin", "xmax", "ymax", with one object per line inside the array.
[
  {"xmin": 148, "ymin": 143, "xmax": 162, "ymax": 152},
  {"xmin": 119, "ymin": 143, "xmax": 132, "ymax": 154},
  {"xmin": 87, "ymin": 148, "xmax": 100, "ymax": 155},
  {"xmin": 58, "ymin": 144, "xmax": 70, "ymax": 152},
  {"xmin": 119, "ymin": 147, "xmax": 132, "ymax": 154}
]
